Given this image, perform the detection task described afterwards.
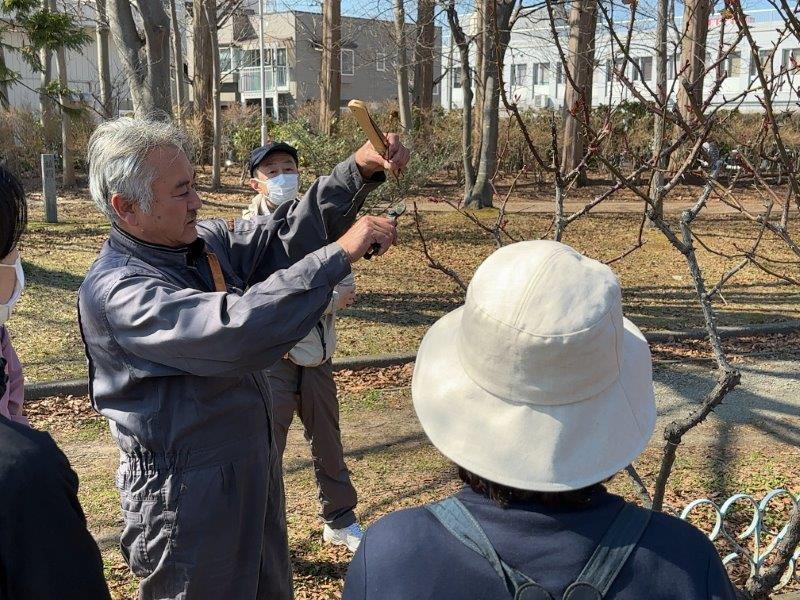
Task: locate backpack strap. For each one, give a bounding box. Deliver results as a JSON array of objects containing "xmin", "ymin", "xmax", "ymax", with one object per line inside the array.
[
  {"xmin": 426, "ymin": 498, "xmax": 553, "ymax": 600},
  {"xmin": 562, "ymin": 503, "xmax": 651, "ymax": 600}
]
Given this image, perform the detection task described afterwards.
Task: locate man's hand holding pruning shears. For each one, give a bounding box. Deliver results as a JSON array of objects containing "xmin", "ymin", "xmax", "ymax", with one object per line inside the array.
[{"xmin": 342, "ymin": 100, "xmax": 410, "ymax": 260}]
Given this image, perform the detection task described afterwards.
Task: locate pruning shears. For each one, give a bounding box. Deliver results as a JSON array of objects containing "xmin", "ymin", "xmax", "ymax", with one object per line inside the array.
[{"xmin": 364, "ymin": 201, "xmax": 406, "ymax": 260}]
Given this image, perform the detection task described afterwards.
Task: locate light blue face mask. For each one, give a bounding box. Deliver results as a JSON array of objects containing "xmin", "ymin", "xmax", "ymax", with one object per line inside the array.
[{"xmin": 265, "ymin": 173, "xmax": 299, "ymax": 205}]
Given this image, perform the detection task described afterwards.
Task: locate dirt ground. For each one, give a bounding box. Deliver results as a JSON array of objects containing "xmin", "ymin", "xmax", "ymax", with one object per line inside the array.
[{"xmin": 12, "ymin": 169, "xmax": 800, "ymax": 596}]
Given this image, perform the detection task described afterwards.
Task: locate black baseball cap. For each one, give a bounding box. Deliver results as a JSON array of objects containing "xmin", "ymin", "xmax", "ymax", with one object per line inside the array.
[{"xmin": 248, "ymin": 141, "xmax": 299, "ymax": 177}]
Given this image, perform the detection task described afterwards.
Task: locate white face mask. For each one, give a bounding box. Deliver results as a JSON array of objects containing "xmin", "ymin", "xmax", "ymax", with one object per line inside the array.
[
  {"xmin": 0, "ymin": 256, "xmax": 24, "ymax": 325},
  {"xmin": 264, "ymin": 173, "xmax": 299, "ymax": 206}
]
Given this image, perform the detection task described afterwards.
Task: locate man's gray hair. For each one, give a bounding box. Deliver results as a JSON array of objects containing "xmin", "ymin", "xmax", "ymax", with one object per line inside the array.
[{"xmin": 88, "ymin": 117, "xmax": 192, "ymax": 222}]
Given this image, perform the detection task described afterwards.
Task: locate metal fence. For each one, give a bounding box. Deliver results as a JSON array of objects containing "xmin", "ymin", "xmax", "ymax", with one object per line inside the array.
[{"xmin": 681, "ymin": 489, "xmax": 800, "ymax": 592}]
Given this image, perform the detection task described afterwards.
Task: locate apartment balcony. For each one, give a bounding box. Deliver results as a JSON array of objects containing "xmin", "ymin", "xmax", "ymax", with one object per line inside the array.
[{"xmin": 238, "ymin": 66, "xmax": 291, "ymax": 95}]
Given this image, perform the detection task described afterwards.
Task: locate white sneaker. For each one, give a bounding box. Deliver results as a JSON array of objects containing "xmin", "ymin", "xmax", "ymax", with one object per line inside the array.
[{"xmin": 323, "ymin": 522, "xmax": 364, "ymax": 552}]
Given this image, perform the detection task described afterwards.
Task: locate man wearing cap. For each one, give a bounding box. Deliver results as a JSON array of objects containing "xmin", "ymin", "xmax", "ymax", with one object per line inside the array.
[
  {"xmin": 245, "ymin": 142, "xmax": 363, "ymax": 552},
  {"xmin": 344, "ymin": 241, "xmax": 736, "ymax": 600},
  {"xmin": 244, "ymin": 141, "xmax": 301, "ymax": 220},
  {"xmin": 78, "ymin": 116, "xmax": 409, "ymax": 600}
]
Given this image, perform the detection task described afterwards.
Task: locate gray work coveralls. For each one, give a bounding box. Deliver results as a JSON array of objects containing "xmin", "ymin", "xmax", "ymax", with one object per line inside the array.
[{"xmin": 77, "ymin": 157, "xmax": 383, "ymax": 599}]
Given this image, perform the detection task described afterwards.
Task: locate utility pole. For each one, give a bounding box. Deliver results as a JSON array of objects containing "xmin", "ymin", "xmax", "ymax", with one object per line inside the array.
[{"xmin": 258, "ymin": 0, "xmax": 268, "ymax": 144}]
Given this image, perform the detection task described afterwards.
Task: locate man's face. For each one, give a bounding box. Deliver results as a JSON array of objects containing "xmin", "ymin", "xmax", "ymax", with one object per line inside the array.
[
  {"xmin": 250, "ymin": 151, "xmax": 299, "ymax": 195},
  {"xmin": 134, "ymin": 146, "xmax": 202, "ymax": 247}
]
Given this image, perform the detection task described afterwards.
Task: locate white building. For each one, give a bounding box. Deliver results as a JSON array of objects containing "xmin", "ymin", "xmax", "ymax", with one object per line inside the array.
[{"xmin": 441, "ymin": 7, "xmax": 797, "ymax": 113}]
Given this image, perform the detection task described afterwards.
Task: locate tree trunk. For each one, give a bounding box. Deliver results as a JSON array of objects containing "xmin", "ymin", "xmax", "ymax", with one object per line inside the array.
[
  {"xmin": 650, "ymin": 0, "xmax": 668, "ymax": 221},
  {"xmin": 473, "ymin": 0, "xmax": 486, "ymax": 154},
  {"xmin": 107, "ymin": 0, "xmax": 172, "ymax": 117},
  {"xmin": 95, "ymin": 0, "xmax": 113, "ymax": 118},
  {"xmin": 468, "ymin": 0, "xmax": 514, "ymax": 208},
  {"xmin": 668, "ymin": 0, "xmax": 711, "ymax": 173},
  {"xmin": 55, "ymin": 45, "xmax": 75, "ymax": 187},
  {"xmin": 412, "ymin": 0, "xmax": 435, "ymax": 119},
  {"xmin": 192, "ymin": 0, "xmax": 212, "ymax": 162},
  {"xmin": 561, "ymin": 0, "xmax": 597, "ymax": 187},
  {"xmin": 0, "ymin": 43, "xmax": 9, "ymax": 110},
  {"xmin": 204, "ymin": 0, "xmax": 221, "ymax": 189},
  {"xmin": 393, "ymin": 0, "xmax": 412, "ymax": 132},
  {"xmin": 319, "ymin": 0, "xmax": 341, "ymax": 135},
  {"xmin": 39, "ymin": 0, "xmax": 57, "ymax": 149},
  {"xmin": 444, "ymin": 0, "xmax": 475, "ymax": 203},
  {"xmin": 169, "ymin": 0, "xmax": 186, "ymax": 123}
]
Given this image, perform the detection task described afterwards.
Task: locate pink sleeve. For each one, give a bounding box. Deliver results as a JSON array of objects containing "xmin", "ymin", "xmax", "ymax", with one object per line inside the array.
[{"xmin": 0, "ymin": 327, "xmax": 27, "ymax": 426}]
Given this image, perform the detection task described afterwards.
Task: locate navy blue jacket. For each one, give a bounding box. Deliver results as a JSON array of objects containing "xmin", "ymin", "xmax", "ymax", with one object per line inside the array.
[
  {"xmin": 344, "ymin": 487, "xmax": 737, "ymax": 599},
  {"xmin": 0, "ymin": 416, "xmax": 110, "ymax": 599}
]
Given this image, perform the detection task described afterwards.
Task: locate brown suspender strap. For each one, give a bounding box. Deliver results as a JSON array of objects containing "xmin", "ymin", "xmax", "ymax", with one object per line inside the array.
[{"xmin": 206, "ymin": 251, "xmax": 227, "ymax": 293}]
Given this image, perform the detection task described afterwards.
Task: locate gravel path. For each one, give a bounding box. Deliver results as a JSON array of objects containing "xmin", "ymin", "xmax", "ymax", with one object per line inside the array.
[{"xmin": 652, "ymin": 358, "xmax": 800, "ymax": 446}]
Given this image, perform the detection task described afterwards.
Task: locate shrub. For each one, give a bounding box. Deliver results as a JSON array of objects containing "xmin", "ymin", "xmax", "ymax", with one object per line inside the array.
[{"xmin": 0, "ymin": 108, "xmax": 47, "ymax": 176}]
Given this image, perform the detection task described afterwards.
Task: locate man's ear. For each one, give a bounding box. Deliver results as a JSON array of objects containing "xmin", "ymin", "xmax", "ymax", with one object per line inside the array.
[
  {"xmin": 110, "ymin": 193, "xmax": 139, "ymax": 228},
  {"xmin": 248, "ymin": 178, "xmax": 262, "ymax": 193}
]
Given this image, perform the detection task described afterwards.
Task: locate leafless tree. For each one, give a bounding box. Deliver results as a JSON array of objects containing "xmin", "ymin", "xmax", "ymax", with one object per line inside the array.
[
  {"xmin": 54, "ymin": 40, "xmax": 74, "ymax": 187},
  {"xmin": 469, "ymin": 0, "xmax": 517, "ymax": 208},
  {"xmin": 394, "ymin": 0, "xmax": 413, "ymax": 132},
  {"xmin": 193, "ymin": 0, "xmax": 213, "ymax": 159},
  {"xmin": 319, "ymin": 0, "xmax": 342, "ymax": 135},
  {"xmin": 441, "ymin": 0, "xmax": 477, "ymax": 201},
  {"xmin": 38, "ymin": 0, "xmax": 56, "ymax": 148},
  {"xmin": 204, "ymin": 0, "xmax": 221, "ymax": 188},
  {"xmin": 107, "ymin": 0, "xmax": 172, "ymax": 116},
  {"xmin": 169, "ymin": 0, "xmax": 186, "ymax": 124},
  {"xmin": 413, "ymin": 0, "xmax": 436, "ymax": 117},
  {"xmin": 0, "ymin": 43, "xmax": 8, "ymax": 110},
  {"xmin": 94, "ymin": 0, "xmax": 113, "ymax": 118},
  {"xmin": 650, "ymin": 0, "xmax": 669, "ymax": 221},
  {"xmin": 667, "ymin": 0, "xmax": 712, "ymax": 174},
  {"xmin": 561, "ymin": 0, "xmax": 597, "ymax": 186}
]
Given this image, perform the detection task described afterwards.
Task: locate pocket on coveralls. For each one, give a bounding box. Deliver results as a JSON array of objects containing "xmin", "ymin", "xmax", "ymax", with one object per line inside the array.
[{"xmin": 119, "ymin": 486, "xmax": 178, "ymax": 578}]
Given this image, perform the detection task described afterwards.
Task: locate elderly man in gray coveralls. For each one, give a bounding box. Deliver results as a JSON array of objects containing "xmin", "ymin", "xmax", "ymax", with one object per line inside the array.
[{"xmin": 77, "ymin": 117, "xmax": 409, "ymax": 600}]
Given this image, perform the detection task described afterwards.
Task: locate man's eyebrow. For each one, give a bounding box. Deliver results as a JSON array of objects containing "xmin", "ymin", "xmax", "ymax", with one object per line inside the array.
[{"xmin": 174, "ymin": 171, "xmax": 196, "ymax": 189}]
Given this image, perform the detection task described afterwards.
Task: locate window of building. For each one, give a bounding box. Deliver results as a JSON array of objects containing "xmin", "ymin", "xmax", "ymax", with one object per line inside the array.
[
  {"xmin": 276, "ymin": 48, "xmax": 286, "ymax": 66},
  {"xmin": 531, "ymin": 62, "xmax": 549, "ymax": 85},
  {"xmin": 220, "ymin": 48, "xmax": 232, "ymax": 72},
  {"xmin": 376, "ymin": 52, "xmax": 386, "ymax": 72},
  {"xmin": 510, "ymin": 63, "xmax": 527, "ymax": 87},
  {"xmin": 667, "ymin": 53, "xmax": 679, "ymax": 79},
  {"xmin": 782, "ymin": 47, "xmax": 800, "ymax": 70},
  {"xmin": 725, "ymin": 51, "xmax": 741, "ymax": 77},
  {"xmin": 632, "ymin": 56, "xmax": 652, "ymax": 81},
  {"xmin": 452, "ymin": 67, "xmax": 462, "ymax": 88},
  {"xmin": 341, "ymin": 48, "xmax": 355, "ymax": 76},
  {"xmin": 606, "ymin": 58, "xmax": 625, "ymax": 82},
  {"xmin": 241, "ymin": 49, "xmax": 261, "ymax": 68},
  {"xmin": 556, "ymin": 62, "xmax": 563, "ymax": 84},
  {"xmin": 750, "ymin": 49, "xmax": 772, "ymax": 77}
]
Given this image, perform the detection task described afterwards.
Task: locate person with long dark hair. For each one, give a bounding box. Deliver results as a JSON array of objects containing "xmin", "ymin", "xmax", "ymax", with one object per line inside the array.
[
  {"xmin": 0, "ymin": 164, "xmax": 28, "ymax": 425},
  {"xmin": 0, "ymin": 164, "xmax": 110, "ymax": 599}
]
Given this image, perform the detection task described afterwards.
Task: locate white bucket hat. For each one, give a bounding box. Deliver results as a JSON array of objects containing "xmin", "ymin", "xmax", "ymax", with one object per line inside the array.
[{"xmin": 412, "ymin": 240, "xmax": 656, "ymax": 492}]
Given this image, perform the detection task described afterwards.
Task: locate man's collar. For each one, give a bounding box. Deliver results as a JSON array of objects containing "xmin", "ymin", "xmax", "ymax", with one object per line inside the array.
[{"xmin": 110, "ymin": 225, "xmax": 206, "ymax": 267}]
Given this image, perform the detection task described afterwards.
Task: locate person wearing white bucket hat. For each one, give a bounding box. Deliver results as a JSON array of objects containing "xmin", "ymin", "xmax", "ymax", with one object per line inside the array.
[{"xmin": 344, "ymin": 241, "xmax": 735, "ymax": 600}]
